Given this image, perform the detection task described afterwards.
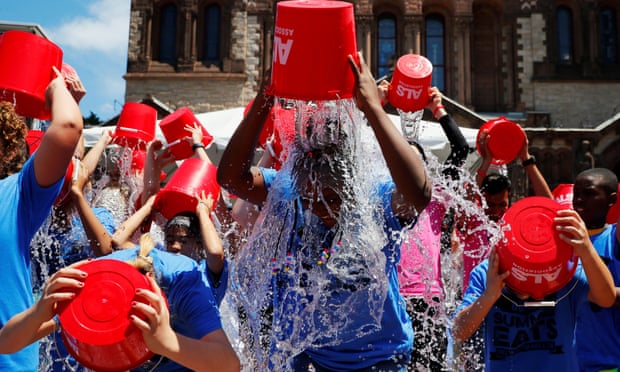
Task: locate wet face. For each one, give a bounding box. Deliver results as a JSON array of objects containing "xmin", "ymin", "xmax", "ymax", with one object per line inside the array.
[
  {"xmin": 165, "ymin": 225, "xmax": 197, "ymax": 257},
  {"xmin": 301, "ymin": 183, "xmax": 342, "ymax": 228},
  {"xmin": 573, "ymin": 174, "xmax": 614, "ymax": 228},
  {"xmin": 484, "ymin": 189, "xmax": 510, "ymax": 222}
]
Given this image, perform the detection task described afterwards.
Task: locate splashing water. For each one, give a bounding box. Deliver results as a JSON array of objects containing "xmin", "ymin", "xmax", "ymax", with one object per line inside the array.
[
  {"xmin": 399, "ymin": 109, "xmax": 425, "ymax": 142},
  {"xmin": 226, "ymin": 98, "xmax": 398, "ymax": 370}
]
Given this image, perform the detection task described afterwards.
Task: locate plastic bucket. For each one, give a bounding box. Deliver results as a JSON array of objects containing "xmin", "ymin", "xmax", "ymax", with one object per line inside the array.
[
  {"xmin": 0, "ymin": 30, "xmax": 63, "ymax": 120},
  {"xmin": 26, "ymin": 129, "xmax": 45, "ymax": 154},
  {"xmin": 154, "ymin": 158, "xmax": 220, "ymax": 219},
  {"xmin": 270, "ymin": 104, "xmax": 297, "ymax": 169},
  {"xmin": 388, "ymin": 54, "xmax": 433, "ymax": 113},
  {"xmin": 271, "ymin": 0, "xmax": 358, "ymax": 101},
  {"xmin": 159, "ymin": 107, "xmax": 214, "ymax": 160},
  {"xmin": 497, "ymin": 196, "xmax": 577, "ymax": 300},
  {"xmin": 57, "ymin": 259, "xmax": 155, "ymax": 372},
  {"xmin": 552, "ymin": 183, "xmax": 574, "ymax": 210},
  {"xmin": 112, "ymin": 102, "xmax": 157, "ymax": 149},
  {"xmin": 477, "ymin": 116, "xmax": 525, "ymax": 165}
]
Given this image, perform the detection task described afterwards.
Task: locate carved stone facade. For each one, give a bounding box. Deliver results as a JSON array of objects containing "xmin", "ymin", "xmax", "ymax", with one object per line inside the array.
[{"xmin": 124, "ymin": 0, "xmax": 620, "ymax": 194}]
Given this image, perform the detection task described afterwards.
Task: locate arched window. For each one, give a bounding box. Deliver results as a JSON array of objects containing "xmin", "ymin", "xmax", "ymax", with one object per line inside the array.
[
  {"xmin": 377, "ymin": 14, "xmax": 396, "ymax": 80},
  {"xmin": 556, "ymin": 6, "xmax": 574, "ymax": 65},
  {"xmin": 425, "ymin": 14, "xmax": 445, "ymax": 91},
  {"xmin": 203, "ymin": 4, "xmax": 221, "ymax": 66},
  {"xmin": 159, "ymin": 4, "xmax": 178, "ymax": 64},
  {"xmin": 599, "ymin": 7, "xmax": 618, "ymax": 64}
]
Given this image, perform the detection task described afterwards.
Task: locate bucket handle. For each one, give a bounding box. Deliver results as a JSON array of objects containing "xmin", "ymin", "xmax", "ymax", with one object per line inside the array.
[{"xmin": 115, "ymin": 126, "xmax": 154, "ymax": 137}]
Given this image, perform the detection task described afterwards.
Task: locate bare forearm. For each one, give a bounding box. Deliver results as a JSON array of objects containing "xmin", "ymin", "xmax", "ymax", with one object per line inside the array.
[
  {"xmin": 74, "ymin": 192, "xmax": 113, "ymax": 256},
  {"xmin": 155, "ymin": 332, "xmax": 240, "ymax": 372},
  {"xmin": 452, "ymin": 292, "xmax": 496, "ymax": 342},
  {"xmin": 197, "ymin": 209, "xmax": 225, "ymax": 275},
  {"xmin": 581, "ymin": 249, "xmax": 615, "ymax": 307},
  {"xmin": 0, "ymin": 308, "xmax": 54, "ymax": 354}
]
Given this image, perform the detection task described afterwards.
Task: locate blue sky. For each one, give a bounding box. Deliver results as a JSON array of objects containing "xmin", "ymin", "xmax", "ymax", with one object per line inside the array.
[{"xmin": 0, "ymin": 0, "xmax": 131, "ymax": 121}]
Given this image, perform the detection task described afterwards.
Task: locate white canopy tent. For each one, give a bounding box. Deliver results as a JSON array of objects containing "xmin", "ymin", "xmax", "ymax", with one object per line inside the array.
[{"xmin": 83, "ymin": 107, "xmax": 481, "ymax": 170}]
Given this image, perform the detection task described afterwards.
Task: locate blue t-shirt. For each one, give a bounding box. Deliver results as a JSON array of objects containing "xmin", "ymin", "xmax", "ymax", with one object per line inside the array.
[
  {"xmin": 576, "ymin": 224, "xmax": 620, "ymax": 371},
  {"xmin": 458, "ymin": 259, "xmax": 590, "ymax": 372},
  {"xmin": 102, "ymin": 248, "xmax": 223, "ymax": 372},
  {"xmin": 0, "ymin": 156, "xmax": 63, "ymax": 371},
  {"xmin": 262, "ymin": 167, "xmax": 413, "ymax": 371},
  {"xmin": 200, "ymin": 259, "xmax": 229, "ymax": 306},
  {"xmin": 32, "ymin": 207, "xmax": 116, "ymax": 294}
]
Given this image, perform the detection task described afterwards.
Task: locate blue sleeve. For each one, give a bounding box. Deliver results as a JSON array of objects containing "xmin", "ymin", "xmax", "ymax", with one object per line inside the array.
[
  {"xmin": 166, "ymin": 267, "xmax": 223, "ymax": 339},
  {"xmin": 206, "ymin": 259, "xmax": 229, "ymax": 306},
  {"xmin": 93, "ymin": 207, "xmax": 117, "ymax": 234},
  {"xmin": 457, "ymin": 260, "xmax": 489, "ymax": 313},
  {"xmin": 20, "ymin": 156, "xmax": 63, "ymax": 237}
]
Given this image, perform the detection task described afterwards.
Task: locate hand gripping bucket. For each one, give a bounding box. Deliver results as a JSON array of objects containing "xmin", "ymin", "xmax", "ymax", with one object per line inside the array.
[
  {"xmin": 154, "ymin": 158, "xmax": 220, "ymax": 219},
  {"xmin": 0, "ymin": 30, "xmax": 63, "ymax": 120},
  {"xmin": 57, "ymin": 259, "xmax": 156, "ymax": 371},
  {"xmin": 159, "ymin": 107, "xmax": 214, "ymax": 160},
  {"xmin": 552, "ymin": 183, "xmax": 574, "ymax": 210},
  {"xmin": 477, "ymin": 116, "xmax": 526, "ymax": 165},
  {"xmin": 388, "ymin": 54, "xmax": 433, "ymax": 113},
  {"xmin": 112, "ymin": 102, "xmax": 157, "ymax": 149},
  {"xmin": 271, "ymin": 0, "xmax": 358, "ymax": 101},
  {"xmin": 497, "ymin": 197, "xmax": 577, "ymax": 300}
]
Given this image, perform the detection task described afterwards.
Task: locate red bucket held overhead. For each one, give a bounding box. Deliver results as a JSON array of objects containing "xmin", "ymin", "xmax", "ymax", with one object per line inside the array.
[
  {"xmin": 57, "ymin": 259, "xmax": 157, "ymax": 372},
  {"xmin": 112, "ymin": 102, "xmax": 157, "ymax": 149},
  {"xmin": 0, "ymin": 30, "xmax": 63, "ymax": 120},
  {"xmin": 497, "ymin": 196, "xmax": 577, "ymax": 300},
  {"xmin": 159, "ymin": 107, "xmax": 214, "ymax": 160},
  {"xmin": 477, "ymin": 116, "xmax": 526, "ymax": 165},
  {"xmin": 552, "ymin": 183, "xmax": 574, "ymax": 210},
  {"xmin": 388, "ymin": 54, "xmax": 433, "ymax": 113},
  {"xmin": 154, "ymin": 158, "xmax": 220, "ymax": 219},
  {"xmin": 271, "ymin": 0, "xmax": 358, "ymax": 101}
]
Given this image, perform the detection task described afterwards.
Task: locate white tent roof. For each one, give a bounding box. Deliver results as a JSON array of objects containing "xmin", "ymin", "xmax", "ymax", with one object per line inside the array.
[{"xmin": 83, "ymin": 107, "xmax": 480, "ymax": 168}]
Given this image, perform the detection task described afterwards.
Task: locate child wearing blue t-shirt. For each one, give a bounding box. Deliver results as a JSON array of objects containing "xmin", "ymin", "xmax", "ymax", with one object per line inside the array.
[{"xmin": 452, "ymin": 209, "xmax": 615, "ymax": 372}]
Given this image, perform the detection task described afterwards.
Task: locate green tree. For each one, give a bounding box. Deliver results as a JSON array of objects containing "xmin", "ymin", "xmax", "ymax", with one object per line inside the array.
[{"xmin": 83, "ymin": 111, "xmax": 103, "ymax": 126}]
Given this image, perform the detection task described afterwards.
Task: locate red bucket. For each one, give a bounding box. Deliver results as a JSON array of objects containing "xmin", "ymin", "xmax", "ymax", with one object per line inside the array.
[
  {"xmin": 270, "ymin": 104, "xmax": 297, "ymax": 169},
  {"xmin": 497, "ymin": 196, "xmax": 577, "ymax": 300},
  {"xmin": 155, "ymin": 158, "xmax": 220, "ymax": 219},
  {"xmin": 57, "ymin": 259, "xmax": 155, "ymax": 372},
  {"xmin": 112, "ymin": 102, "xmax": 157, "ymax": 149},
  {"xmin": 477, "ymin": 116, "xmax": 525, "ymax": 165},
  {"xmin": 271, "ymin": 0, "xmax": 358, "ymax": 101},
  {"xmin": 388, "ymin": 54, "xmax": 433, "ymax": 113},
  {"xmin": 552, "ymin": 183, "xmax": 574, "ymax": 210},
  {"xmin": 0, "ymin": 30, "xmax": 63, "ymax": 120},
  {"xmin": 159, "ymin": 107, "xmax": 214, "ymax": 160},
  {"xmin": 26, "ymin": 129, "xmax": 45, "ymax": 155}
]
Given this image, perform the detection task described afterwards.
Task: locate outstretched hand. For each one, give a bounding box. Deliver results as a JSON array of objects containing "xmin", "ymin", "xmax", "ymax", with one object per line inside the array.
[{"xmin": 348, "ymin": 52, "xmax": 381, "ymax": 114}]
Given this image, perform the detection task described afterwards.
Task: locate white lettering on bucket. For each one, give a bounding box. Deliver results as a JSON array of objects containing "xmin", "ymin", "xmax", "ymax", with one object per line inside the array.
[
  {"xmin": 396, "ymin": 84, "xmax": 423, "ymax": 100},
  {"xmin": 511, "ymin": 264, "xmax": 563, "ymax": 284},
  {"xmin": 275, "ymin": 27, "xmax": 295, "ymax": 37},
  {"xmin": 273, "ymin": 36, "xmax": 294, "ymax": 65}
]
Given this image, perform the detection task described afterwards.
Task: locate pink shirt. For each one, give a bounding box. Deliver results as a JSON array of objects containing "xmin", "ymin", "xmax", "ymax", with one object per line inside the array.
[{"xmin": 398, "ymin": 199, "xmax": 446, "ymax": 298}]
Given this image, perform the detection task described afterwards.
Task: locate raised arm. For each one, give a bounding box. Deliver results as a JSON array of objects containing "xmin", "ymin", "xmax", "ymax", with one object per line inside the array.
[
  {"xmin": 518, "ymin": 135, "xmax": 552, "ymax": 198},
  {"xmin": 70, "ymin": 160, "xmax": 114, "ymax": 256},
  {"xmin": 34, "ymin": 66, "xmax": 83, "ymax": 187},
  {"xmin": 112, "ymin": 195, "xmax": 156, "ymax": 248},
  {"xmin": 555, "ymin": 209, "xmax": 615, "ymax": 307},
  {"xmin": 82, "ymin": 130, "xmax": 112, "ymax": 177},
  {"xmin": 452, "ymin": 249, "xmax": 509, "ymax": 342},
  {"xmin": 348, "ymin": 52, "xmax": 431, "ymax": 221},
  {"xmin": 216, "ymin": 75, "xmax": 274, "ymax": 206},
  {"xmin": 196, "ymin": 192, "xmax": 225, "ymax": 276}
]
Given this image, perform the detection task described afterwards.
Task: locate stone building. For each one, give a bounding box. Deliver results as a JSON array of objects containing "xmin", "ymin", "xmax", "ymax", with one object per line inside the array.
[{"xmin": 125, "ymin": 0, "xmax": 620, "ymax": 195}]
